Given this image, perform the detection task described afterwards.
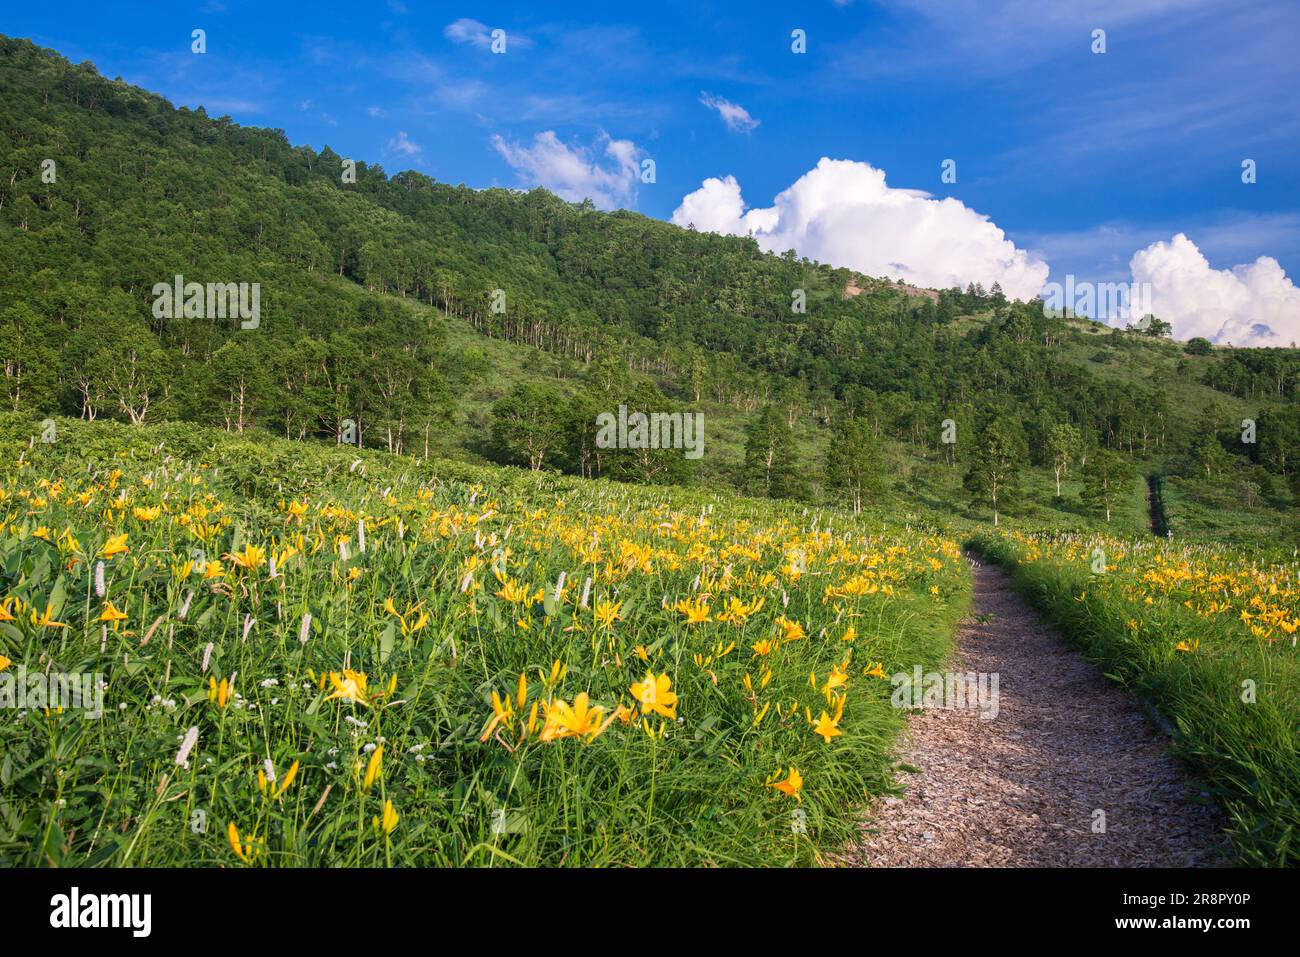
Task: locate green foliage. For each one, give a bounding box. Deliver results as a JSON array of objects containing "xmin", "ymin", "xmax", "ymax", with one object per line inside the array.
[
  {"xmin": 963, "ymin": 418, "xmax": 1028, "ymax": 525},
  {"xmin": 1080, "ymin": 448, "xmax": 1137, "ymax": 523},
  {"xmin": 743, "ymin": 406, "xmax": 807, "ymax": 500},
  {"xmin": 489, "ymin": 383, "xmax": 568, "ymax": 471},
  {"xmin": 824, "ymin": 414, "xmax": 884, "ymax": 513}
]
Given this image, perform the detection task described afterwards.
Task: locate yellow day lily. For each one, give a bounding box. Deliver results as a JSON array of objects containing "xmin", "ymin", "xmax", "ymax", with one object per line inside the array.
[
  {"xmin": 0, "ymin": 654, "xmax": 11, "ymax": 673},
  {"xmin": 675, "ymin": 596, "xmax": 712, "ymax": 625},
  {"xmin": 29, "ymin": 603, "xmax": 67, "ymax": 629},
  {"xmin": 776, "ymin": 616, "xmax": 806, "ymax": 642},
  {"xmin": 0, "ymin": 598, "xmax": 18, "ymax": 622},
  {"xmin": 768, "ymin": 767, "xmax": 804, "ymax": 801},
  {"xmin": 373, "ymin": 799, "xmax": 399, "ymax": 836},
  {"xmin": 812, "ymin": 710, "xmax": 842, "ymax": 744},
  {"xmin": 265, "ymin": 764, "xmax": 302, "ymax": 800},
  {"xmin": 864, "ymin": 661, "xmax": 887, "ymax": 679},
  {"xmin": 325, "ymin": 669, "xmax": 371, "ymax": 706},
  {"xmin": 224, "ymin": 543, "xmax": 266, "ymax": 572},
  {"xmin": 630, "ymin": 671, "xmax": 679, "ymax": 720},
  {"xmin": 539, "ymin": 692, "xmax": 620, "ymax": 742},
  {"xmin": 96, "ymin": 601, "xmax": 128, "ymax": 629},
  {"xmin": 594, "ymin": 599, "xmax": 623, "ymax": 629},
  {"xmin": 227, "ymin": 822, "xmax": 262, "ymax": 865},
  {"xmin": 132, "ymin": 506, "xmax": 162, "ymax": 522},
  {"xmin": 362, "ymin": 745, "xmax": 383, "ymax": 793},
  {"xmin": 822, "ymin": 663, "xmax": 849, "ymax": 695},
  {"xmin": 478, "ymin": 688, "xmax": 516, "ymax": 742},
  {"xmin": 208, "ymin": 676, "xmax": 232, "ymax": 709},
  {"xmin": 101, "ymin": 533, "xmax": 129, "ymax": 559}
]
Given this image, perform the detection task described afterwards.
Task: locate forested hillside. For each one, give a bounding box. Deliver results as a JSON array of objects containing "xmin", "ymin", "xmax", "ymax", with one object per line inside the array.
[{"xmin": 1, "ymin": 34, "xmax": 1297, "ymax": 541}]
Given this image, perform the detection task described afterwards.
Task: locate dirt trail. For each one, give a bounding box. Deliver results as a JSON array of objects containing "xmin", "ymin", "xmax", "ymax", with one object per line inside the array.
[{"xmin": 848, "ymin": 560, "xmax": 1228, "ymax": 867}]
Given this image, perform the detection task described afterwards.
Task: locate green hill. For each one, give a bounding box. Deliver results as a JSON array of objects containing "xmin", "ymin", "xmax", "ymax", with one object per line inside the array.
[{"xmin": 1, "ymin": 33, "xmax": 1298, "ymax": 543}]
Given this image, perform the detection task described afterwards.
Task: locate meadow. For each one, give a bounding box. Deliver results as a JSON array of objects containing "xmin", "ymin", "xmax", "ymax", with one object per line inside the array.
[
  {"xmin": 972, "ymin": 529, "xmax": 1300, "ymax": 866},
  {"xmin": 0, "ymin": 414, "xmax": 967, "ymax": 866}
]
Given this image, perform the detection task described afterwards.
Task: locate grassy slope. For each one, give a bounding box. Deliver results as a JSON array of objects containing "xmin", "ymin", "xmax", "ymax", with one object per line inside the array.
[{"xmin": 0, "ymin": 413, "xmax": 969, "ymax": 867}]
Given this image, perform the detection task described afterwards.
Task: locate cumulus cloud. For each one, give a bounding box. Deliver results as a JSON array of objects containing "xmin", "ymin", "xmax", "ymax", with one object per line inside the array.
[
  {"xmin": 1129, "ymin": 233, "xmax": 1300, "ymax": 346},
  {"xmin": 492, "ymin": 131, "xmax": 642, "ymax": 210},
  {"xmin": 672, "ymin": 158, "xmax": 1049, "ymax": 300},
  {"xmin": 698, "ymin": 92, "xmax": 760, "ymax": 133}
]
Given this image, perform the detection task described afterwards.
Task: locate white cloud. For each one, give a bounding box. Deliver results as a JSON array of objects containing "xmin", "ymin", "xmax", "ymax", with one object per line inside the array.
[
  {"xmin": 386, "ymin": 131, "xmax": 422, "ymax": 158},
  {"xmin": 367, "ymin": 105, "xmax": 387, "ymax": 117},
  {"xmin": 672, "ymin": 158, "xmax": 1049, "ymax": 300},
  {"xmin": 1129, "ymin": 233, "xmax": 1300, "ymax": 346},
  {"xmin": 698, "ymin": 92, "xmax": 759, "ymax": 133},
  {"xmin": 492, "ymin": 131, "xmax": 642, "ymax": 210},
  {"xmin": 444, "ymin": 18, "xmax": 532, "ymax": 50}
]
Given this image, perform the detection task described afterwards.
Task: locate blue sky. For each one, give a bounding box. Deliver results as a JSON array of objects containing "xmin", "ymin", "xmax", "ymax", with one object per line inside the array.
[{"xmin": 5, "ymin": 1, "xmax": 1299, "ymax": 341}]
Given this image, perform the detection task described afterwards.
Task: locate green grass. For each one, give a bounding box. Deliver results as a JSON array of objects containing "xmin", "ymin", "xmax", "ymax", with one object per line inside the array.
[{"xmin": 0, "ymin": 413, "xmax": 968, "ymax": 866}]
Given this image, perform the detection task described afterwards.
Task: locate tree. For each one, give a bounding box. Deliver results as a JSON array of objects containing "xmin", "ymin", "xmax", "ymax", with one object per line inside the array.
[
  {"xmin": 206, "ymin": 339, "xmax": 270, "ymax": 433},
  {"xmin": 1047, "ymin": 423, "xmax": 1080, "ymax": 497},
  {"xmin": 1184, "ymin": 337, "xmax": 1213, "ymax": 356},
  {"xmin": 1080, "ymin": 448, "xmax": 1135, "ymax": 522},
  {"xmin": 963, "ymin": 418, "xmax": 1027, "ymax": 526},
  {"xmin": 88, "ymin": 322, "xmax": 171, "ymax": 425},
  {"xmin": 0, "ymin": 303, "xmax": 58, "ymax": 413},
  {"xmin": 743, "ymin": 405, "xmax": 804, "ymax": 499},
  {"xmin": 1192, "ymin": 431, "xmax": 1231, "ymax": 478},
  {"xmin": 825, "ymin": 415, "xmax": 884, "ymax": 513},
  {"xmin": 490, "ymin": 383, "xmax": 567, "ymax": 471}
]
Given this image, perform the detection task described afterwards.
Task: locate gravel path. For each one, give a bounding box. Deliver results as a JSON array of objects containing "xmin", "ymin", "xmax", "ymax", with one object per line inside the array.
[{"xmin": 849, "ymin": 559, "xmax": 1230, "ymax": 867}]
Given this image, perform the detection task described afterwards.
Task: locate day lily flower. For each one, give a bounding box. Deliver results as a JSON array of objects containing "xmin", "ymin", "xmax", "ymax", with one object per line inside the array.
[
  {"xmin": 776, "ymin": 617, "xmax": 806, "ymax": 642},
  {"xmin": 478, "ymin": 688, "xmax": 516, "ymax": 742},
  {"xmin": 675, "ymin": 596, "xmax": 712, "ymax": 625},
  {"xmin": 822, "ymin": 663, "xmax": 849, "ymax": 695},
  {"xmin": 594, "ymin": 599, "xmax": 622, "ymax": 629},
  {"xmin": 768, "ymin": 767, "xmax": 804, "ymax": 801},
  {"xmin": 0, "ymin": 655, "xmax": 10, "ymax": 673},
  {"xmin": 373, "ymin": 799, "xmax": 399, "ymax": 836},
  {"xmin": 260, "ymin": 759, "xmax": 300, "ymax": 799},
  {"xmin": 227, "ymin": 822, "xmax": 262, "ymax": 864},
  {"xmin": 325, "ymin": 669, "xmax": 371, "ymax": 706},
  {"xmin": 96, "ymin": 601, "xmax": 128, "ymax": 629},
  {"xmin": 812, "ymin": 711, "xmax": 842, "ymax": 744},
  {"xmin": 29, "ymin": 603, "xmax": 67, "ymax": 629},
  {"xmin": 630, "ymin": 671, "xmax": 678, "ymax": 720},
  {"xmin": 362, "ymin": 745, "xmax": 383, "ymax": 793},
  {"xmin": 225, "ymin": 543, "xmax": 266, "ymax": 571},
  {"xmin": 209, "ymin": 676, "xmax": 232, "ymax": 709},
  {"xmin": 539, "ymin": 693, "xmax": 622, "ymax": 742},
  {"xmin": 101, "ymin": 533, "xmax": 129, "ymax": 559}
]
